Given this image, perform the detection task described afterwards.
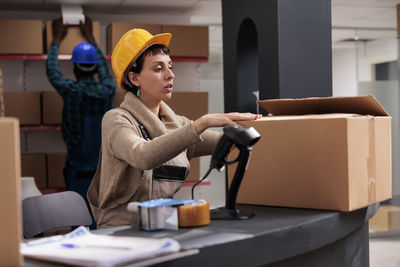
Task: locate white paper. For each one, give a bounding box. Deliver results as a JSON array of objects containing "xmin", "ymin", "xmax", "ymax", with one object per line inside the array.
[
  {"xmin": 62, "ymin": 5, "xmax": 84, "ymax": 25},
  {"xmin": 20, "ymin": 226, "xmax": 181, "ymax": 267}
]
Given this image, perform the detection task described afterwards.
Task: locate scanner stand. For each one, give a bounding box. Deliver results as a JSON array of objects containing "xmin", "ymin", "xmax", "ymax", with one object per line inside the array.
[
  {"xmin": 210, "ymin": 148, "xmax": 255, "ymax": 220},
  {"xmin": 210, "ymin": 206, "xmax": 255, "ymax": 220}
]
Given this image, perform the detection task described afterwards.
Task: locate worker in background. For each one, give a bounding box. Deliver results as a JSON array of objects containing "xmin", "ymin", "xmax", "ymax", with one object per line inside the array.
[
  {"xmin": 87, "ymin": 28, "xmax": 261, "ymax": 229},
  {"xmin": 46, "ymin": 16, "xmax": 115, "ymax": 228}
]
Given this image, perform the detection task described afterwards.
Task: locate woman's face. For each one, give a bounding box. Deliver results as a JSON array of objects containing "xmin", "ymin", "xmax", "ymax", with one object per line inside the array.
[{"xmin": 130, "ymin": 52, "xmax": 175, "ymax": 104}]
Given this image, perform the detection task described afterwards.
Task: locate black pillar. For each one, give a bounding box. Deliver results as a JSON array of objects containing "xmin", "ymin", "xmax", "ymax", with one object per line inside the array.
[{"xmin": 222, "ymin": 0, "xmax": 333, "ymax": 113}]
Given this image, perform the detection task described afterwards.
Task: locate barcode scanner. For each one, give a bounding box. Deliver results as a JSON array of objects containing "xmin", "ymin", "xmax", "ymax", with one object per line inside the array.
[
  {"xmin": 210, "ymin": 125, "xmax": 260, "ymax": 171},
  {"xmin": 192, "ymin": 125, "xmax": 261, "ymax": 220}
]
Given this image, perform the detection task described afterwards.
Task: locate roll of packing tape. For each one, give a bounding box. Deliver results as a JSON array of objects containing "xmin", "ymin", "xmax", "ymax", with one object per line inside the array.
[{"xmin": 177, "ymin": 199, "xmax": 210, "ymax": 227}]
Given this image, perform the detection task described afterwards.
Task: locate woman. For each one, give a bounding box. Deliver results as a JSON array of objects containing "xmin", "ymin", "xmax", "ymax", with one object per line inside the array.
[{"xmin": 87, "ymin": 29, "xmax": 260, "ymax": 229}]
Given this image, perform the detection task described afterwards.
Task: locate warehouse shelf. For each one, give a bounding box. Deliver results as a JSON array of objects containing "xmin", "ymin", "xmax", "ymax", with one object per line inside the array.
[
  {"xmin": 170, "ymin": 56, "xmax": 208, "ymax": 62},
  {"xmin": 20, "ymin": 125, "xmax": 61, "ymax": 131},
  {"xmin": 0, "ymin": 54, "xmax": 71, "ymax": 60},
  {"xmin": 0, "ymin": 54, "xmax": 208, "ymax": 62}
]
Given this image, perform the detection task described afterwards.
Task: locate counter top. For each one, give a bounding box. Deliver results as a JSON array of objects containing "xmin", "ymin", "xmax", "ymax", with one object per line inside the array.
[{"xmin": 92, "ymin": 203, "xmax": 378, "ymax": 266}]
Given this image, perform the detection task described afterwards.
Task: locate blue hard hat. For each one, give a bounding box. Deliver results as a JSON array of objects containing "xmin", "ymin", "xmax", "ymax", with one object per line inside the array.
[{"xmin": 71, "ymin": 42, "xmax": 99, "ymax": 64}]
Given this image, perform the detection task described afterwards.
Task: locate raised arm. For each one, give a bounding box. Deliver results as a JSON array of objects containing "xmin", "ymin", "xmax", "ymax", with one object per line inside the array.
[
  {"xmin": 80, "ymin": 15, "xmax": 115, "ymax": 91},
  {"xmin": 46, "ymin": 18, "xmax": 73, "ymax": 95}
]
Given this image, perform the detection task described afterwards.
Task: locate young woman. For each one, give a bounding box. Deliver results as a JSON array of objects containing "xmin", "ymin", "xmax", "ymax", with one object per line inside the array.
[{"xmin": 88, "ymin": 29, "xmax": 260, "ymax": 228}]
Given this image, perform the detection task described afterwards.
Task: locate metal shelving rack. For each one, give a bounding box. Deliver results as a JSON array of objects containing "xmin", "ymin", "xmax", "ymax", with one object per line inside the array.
[{"xmin": 0, "ymin": 54, "xmax": 208, "ymax": 62}]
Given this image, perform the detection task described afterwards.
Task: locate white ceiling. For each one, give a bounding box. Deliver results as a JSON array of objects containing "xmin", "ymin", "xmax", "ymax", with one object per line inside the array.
[
  {"xmin": 332, "ymin": 0, "xmax": 398, "ymax": 48},
  {"xmin": 0, "ymin": 0, "xmax": 398, "ymax": 49}
]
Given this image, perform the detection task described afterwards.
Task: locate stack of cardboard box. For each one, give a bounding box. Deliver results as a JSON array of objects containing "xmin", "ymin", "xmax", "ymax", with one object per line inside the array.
[
  {"xmin": 0, "ymin": 19, "xmax": 209, "ymax": 58},
  {"xmin": 107, "ymin": 22, "xmax": 209, "ymax": 58},
  {"xmin": 0, "ymin": 19, "xmax": 100, "ymax": 54},
  {"xmin": 3, "ymin": 91, "xmax": 41, "ymax": 125},
  {"xmin": 20, "ymin": 153, "xmax": 66, "ymax": 190},
  {"xmin": 0, "ymin": 19, "xmax": 42, "ymax": 54}
]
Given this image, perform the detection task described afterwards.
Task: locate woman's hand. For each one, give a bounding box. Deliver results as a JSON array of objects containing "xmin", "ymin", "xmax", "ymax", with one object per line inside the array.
[{"xmin": 193, "ymin": 112, "xmax": 261, "ymax": 135}]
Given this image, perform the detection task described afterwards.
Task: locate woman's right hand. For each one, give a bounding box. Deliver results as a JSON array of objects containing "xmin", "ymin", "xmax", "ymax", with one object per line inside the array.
[{"xmin": 193, "ymin": 112, "xmax": 261, "ymax": 135}]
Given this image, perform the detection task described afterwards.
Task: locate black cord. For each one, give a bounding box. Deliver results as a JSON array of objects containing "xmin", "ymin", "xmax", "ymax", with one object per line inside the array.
[
  {"xmin": 191, "ymin": 153, "xmax": 239, "ymax": 200},
  {"xmin": 191, "ymin": 167, "xmax": 213, "ymax": 200},
  {"xmin": 225, "ymin": 163, "xmax": 229, "ymax": 200}
]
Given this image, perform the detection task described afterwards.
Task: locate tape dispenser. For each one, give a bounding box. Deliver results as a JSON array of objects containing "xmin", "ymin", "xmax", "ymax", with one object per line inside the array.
[{"xmin": 127, "ymin": 198, "xmax": 210, "ymax": 231}]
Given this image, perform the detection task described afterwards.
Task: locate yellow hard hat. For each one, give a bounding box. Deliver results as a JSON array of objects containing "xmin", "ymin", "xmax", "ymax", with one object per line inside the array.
[{"xmin": 111, "ymin": 28, "xmax": 172, "ymax": 90}]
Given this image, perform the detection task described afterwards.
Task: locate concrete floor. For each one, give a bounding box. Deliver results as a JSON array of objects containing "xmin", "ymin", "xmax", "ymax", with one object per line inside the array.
[{"xmin": 370, "ymin": 231, "xmax": 400, "ymax": 267}]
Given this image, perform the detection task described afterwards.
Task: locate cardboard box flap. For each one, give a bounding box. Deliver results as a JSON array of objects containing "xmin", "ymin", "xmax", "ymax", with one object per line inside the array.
[{"xmin": 257, "ymin": 95, "xmax": 389, "ymax": 116}]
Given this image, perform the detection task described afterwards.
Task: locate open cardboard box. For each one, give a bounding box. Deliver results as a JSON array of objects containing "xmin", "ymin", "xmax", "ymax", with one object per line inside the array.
[{"xmin": 230, "ymin": 95, "xmax": 392, "ymax": 212}]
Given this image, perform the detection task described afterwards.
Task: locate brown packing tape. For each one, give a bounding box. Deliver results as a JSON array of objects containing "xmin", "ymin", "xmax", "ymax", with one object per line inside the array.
[
  {"xmin": 177, "ymin": 200, "xmax": 210, "ymax": 227},
  {"xmin": 367, "ymin": 116, "xmax": 376, "ymax": 203}
]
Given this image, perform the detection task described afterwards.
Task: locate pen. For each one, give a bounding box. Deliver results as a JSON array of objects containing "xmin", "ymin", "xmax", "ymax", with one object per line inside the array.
[{"xmin": 61, "ymin": 243, "xmax": 131, "ymax": 250}]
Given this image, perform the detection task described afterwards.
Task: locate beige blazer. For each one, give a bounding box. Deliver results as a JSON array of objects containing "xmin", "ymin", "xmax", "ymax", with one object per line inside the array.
[{"xmin": 88, "ymin": 92, "xmax": 221, "ymax": 229}]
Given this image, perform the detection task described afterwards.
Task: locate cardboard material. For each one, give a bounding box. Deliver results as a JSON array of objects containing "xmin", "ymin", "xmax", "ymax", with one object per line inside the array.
[
  {"xmin": 162, "ymin": 25, "xmax": 209, "ymax": 58},
  {"xmin": 165, "ymin": 91, "xmax": 208, "ymax": 121},
  {"xmin": 46, "ymin": 21, "xmax": 101, "ymax": 54},
  {"xmin": 107, "ymin": 23, "xmax": 162, "ymax": 55},
  {"xmin": 0, "ymin": 19, "xmax": 42, "ymax": 54},
  {"xmin": 229, "ymin": 95, "xmax": 392, "ymax": 212},
  {"xmin": 21, "ymin": 154, "xmax": 47, "ymax": 189},
  {"xmin": 187, "ymin": 158, "xmax": 201, "ymax": 182},
  {"xmin": 369, "ymin": 205, "xmax": 400, "ymax": 231},
  {"xmin": 106, "ymin": 23, "xmax": 208, "ymax": 58},
  {"xmin": 0, "ymin": 118, "xmax": 23, "ymax": 266},
  {"xmin": 47, "ymin": 153, "xmax": 67, "ymax": 188},
  {"xmin": 42, "ymin": 91, "xmax": 63, "ymax": 125},
  {"xmin": 4, "ymin": 91, "xmax": 41, "ymax": 125}
]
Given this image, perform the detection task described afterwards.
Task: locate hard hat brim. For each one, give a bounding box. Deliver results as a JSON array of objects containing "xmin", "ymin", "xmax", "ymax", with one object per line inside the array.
[
  {"xmin": 135, "ymin": 33, "xmax": 172, "ymax": 62},
  {"xmin": 112, "ymin": 31, "xmax": 172, "ymax": 90}
]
